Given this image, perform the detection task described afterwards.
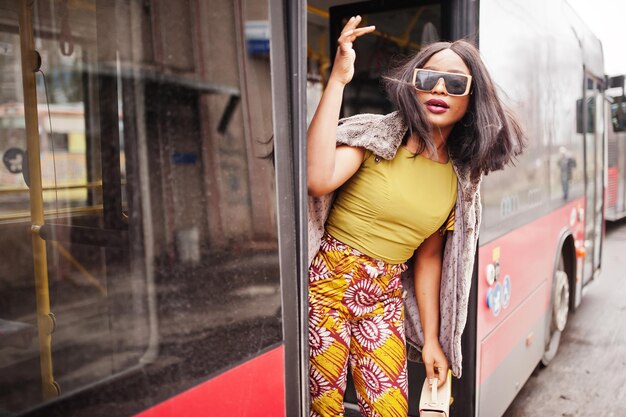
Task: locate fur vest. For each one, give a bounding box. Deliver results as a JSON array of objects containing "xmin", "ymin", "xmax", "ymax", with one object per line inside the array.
[{"xmin": 307, "ymin": 111, "xmax": 482, "ymax": 377}]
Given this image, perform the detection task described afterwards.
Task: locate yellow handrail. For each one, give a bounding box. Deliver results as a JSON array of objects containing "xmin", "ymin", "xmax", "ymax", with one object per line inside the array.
[
  {"xmin": 0, "ymin": 204, "xmax": 104, "ymax": 222},
  {"xmin": 0, "ymin": 181, "xmax": 103, "ymax": 195},
  {"xmin": 18, "ymin": 0, "xmax": 59, "ymax": 399},
  {"xmin": 53, "ymin": 241, "xmax": 107, "ymax": 296}
]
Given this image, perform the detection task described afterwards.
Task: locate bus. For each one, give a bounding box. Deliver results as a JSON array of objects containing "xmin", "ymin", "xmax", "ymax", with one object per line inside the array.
[
  {"xmin": 606, "ymin": 76, "xmax": 626, "ymax": 221},
  {"xmin": 0, "ymin": 0, "xmax": 604, "ymax": 416}
]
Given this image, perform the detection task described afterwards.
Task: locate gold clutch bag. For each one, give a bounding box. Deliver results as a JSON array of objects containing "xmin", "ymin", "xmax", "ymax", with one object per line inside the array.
[{"xmin": 418, "ymin": 370, "xmax": 453, "ymax": 417}]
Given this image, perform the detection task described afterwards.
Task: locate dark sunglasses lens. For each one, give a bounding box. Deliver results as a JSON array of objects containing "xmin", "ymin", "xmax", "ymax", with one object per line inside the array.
[
  {"xmin": 442, "ymin": 74, "xmax": 468, "ymax": 95},
  {"xmin": 415, "ymin": 71, "xmax": 438, "ymax": 91}
]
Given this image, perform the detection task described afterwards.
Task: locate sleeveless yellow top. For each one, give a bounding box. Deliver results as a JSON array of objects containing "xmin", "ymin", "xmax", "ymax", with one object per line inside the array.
[{"xmin": 325, "ymin": 147, "xmax": 457, "ymax": 264}]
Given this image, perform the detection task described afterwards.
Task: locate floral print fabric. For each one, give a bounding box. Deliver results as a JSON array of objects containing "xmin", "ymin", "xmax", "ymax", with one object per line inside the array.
[{"xmin": 309, "ymin": 233, "xmax": 409, "ymax": 417}]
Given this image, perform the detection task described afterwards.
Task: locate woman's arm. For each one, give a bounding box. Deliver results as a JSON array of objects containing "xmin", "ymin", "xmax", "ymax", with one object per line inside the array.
[
  {"xmin": 414, "ymin": 230, "xmax": 449, "ymax": 387},
  {"xmin": 307, "ymin": 16, "xmax": 374, "ymax": 196}
]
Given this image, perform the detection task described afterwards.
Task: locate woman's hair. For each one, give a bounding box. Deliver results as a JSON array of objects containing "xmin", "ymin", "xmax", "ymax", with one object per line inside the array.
[{"xmin": 384, "ymin": 39, "xmax": 526, "ymax": 180}]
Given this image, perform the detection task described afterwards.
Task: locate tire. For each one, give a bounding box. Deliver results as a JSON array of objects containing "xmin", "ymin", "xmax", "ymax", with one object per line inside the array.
[{"xmin": 541, "ymin": 253, "xmax": 570, "ymax": 366}]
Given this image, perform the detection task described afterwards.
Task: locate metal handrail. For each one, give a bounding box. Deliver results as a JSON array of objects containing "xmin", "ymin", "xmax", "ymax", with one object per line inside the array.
[
  {"xmin": 18, "ymin": 0, "xmax": 59, "ymax": 399},
  {"xmin": 0, "ymin": 204, "xmax": 104, "ymax": 222},
  {"xmin": 0, "ymin": 181, "xmax": 103, "ymax": 195}
]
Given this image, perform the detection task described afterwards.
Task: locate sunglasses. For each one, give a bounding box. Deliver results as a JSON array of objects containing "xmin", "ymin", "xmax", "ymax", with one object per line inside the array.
[{"xmin": 412, "ymin": 69, "xmax": 473, "ymax": 96}]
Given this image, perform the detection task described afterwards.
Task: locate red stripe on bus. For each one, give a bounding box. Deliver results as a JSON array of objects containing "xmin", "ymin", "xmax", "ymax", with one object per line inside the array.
[
  {"xmin": 135, "ymin": 345, "xmax": 285, "ymax": 417},
  {"xmin": 476, "ymin": 199, "xmax": 585, "ymax": 385}
]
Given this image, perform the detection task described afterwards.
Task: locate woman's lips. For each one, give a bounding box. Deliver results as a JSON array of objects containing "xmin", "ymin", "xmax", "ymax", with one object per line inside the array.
[{"xmin": 424, "ymin": 99, "xmax": 449, "ymax": 114}]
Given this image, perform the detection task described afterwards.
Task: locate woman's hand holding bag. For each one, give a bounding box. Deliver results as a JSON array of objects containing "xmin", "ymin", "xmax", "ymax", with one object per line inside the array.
[{"xmin": 419, "ymin": 370, "xmax": 453, "ymax": 417}]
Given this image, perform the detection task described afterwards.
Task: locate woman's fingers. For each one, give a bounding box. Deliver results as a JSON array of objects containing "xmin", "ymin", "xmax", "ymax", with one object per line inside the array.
[
  {"xmin": 337, "ymin": 26, "xmax": 374, "ymax": 55},
  {"xmin": 352, "ymin": 26, "xmax": 376, "ymax": 36},
  {"xmin": 339, "ymin": 25, "xmax": 375, "ymax": 43},
  {"xmin": 339, "ymin": 15, "xmax": 374, "ymax": 38},
  {"xmin": 337, "ymin": 16, "xmax": 374, "ymax": 54},
  {"xmin": 426, "ymin": 362, "xmax": 449, "ymax": 388},
  {"xmin": 432, "ymin": 354, "xmax": 449, "ymax": 387},
  {"xmin": 331, "ymin": 16, "xmax": 374, "ymax": 84},
  {"xmin": 340, "ymin": 15, "xmax": 361, "ymax": 34},
  {"xmin": 435, "ymin": 364, "xmax": 449, "ymax": 387},
  {"xmin": 425, "ymin": 361, "xmax": 436, "ymax": 384},
  {"xmin": 423, "ymin": 341, "xmax": 450, "ymax": 388}
]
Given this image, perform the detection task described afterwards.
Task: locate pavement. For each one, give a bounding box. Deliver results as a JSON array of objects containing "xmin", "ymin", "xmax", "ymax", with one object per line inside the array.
[{"xmin": 503, "ymin": 219, "xmax": 626, "ymax": 417}]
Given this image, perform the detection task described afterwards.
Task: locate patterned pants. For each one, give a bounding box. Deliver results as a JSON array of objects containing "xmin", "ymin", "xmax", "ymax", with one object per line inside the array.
[{"xmin": 308, "ymin": 233, "xmax": 409, "ymax": 417}]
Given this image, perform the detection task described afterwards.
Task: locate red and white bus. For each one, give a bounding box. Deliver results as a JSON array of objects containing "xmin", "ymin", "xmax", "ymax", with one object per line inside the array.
[{"xmin": 0, "ymin": 0, "xmax": 605, "ymax": 416}]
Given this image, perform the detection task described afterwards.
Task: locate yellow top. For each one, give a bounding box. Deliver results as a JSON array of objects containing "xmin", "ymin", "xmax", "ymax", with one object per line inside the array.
[{"xmin": 325, "ymin": 147, "xmax": 457, "ymax": 264}]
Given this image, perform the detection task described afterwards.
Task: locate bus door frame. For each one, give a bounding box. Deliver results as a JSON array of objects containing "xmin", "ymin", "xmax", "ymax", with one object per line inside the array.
[
  {"xmin": 270, "ymin": 0, "xmax": 310, "ymax": 415},
  {"xmin": 322, "ymin": 0, "xmax": 479, "ymax": 415},
  {"xmin": 581, "ymin": 71, "xmax": 605, "ymax": 285}
]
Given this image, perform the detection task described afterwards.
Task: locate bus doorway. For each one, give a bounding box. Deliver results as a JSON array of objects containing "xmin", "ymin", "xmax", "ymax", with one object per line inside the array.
[
  {"xmin": 581, "ymin": 75, "xmax": 605, "ymax": 284},
  {"xmin": 606, "ymin": 89, "xmax": 626, "ymax": 221},
  {"xmin": 306, "ymin": 1, "xmax": 476, "ymax": 415}
]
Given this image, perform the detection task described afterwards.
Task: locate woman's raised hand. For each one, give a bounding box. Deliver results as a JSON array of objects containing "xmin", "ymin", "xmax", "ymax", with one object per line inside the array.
[
  {"xmin": 330, "ymin": 16, "xmax": 375, "ymax": 86},
  {"xmin": 307, "ymin": 17, "xmax": 371, "ymax": 196}
]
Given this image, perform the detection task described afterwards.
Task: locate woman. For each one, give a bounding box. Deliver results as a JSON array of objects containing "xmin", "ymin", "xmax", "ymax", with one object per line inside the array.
[{"xmin": 307, "ymin": 16, "xmax": 525, "ymax": 417}]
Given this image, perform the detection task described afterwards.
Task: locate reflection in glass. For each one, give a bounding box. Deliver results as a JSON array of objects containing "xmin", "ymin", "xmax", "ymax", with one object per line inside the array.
[{"xmin": 478, "ymin": 1, "xmax": 585, "ymax": 241}]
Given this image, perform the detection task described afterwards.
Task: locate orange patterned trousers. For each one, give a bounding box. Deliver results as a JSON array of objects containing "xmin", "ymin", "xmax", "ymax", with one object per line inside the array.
[{"xmin": 308, "ymin": 233, "xmax": 409, "ymax": 417}]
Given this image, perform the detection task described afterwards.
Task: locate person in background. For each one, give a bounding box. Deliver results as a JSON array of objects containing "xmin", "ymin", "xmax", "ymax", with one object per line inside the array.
[{"xmin": 558, "ymin": 146, "xmax": 576, "ymax": 200}]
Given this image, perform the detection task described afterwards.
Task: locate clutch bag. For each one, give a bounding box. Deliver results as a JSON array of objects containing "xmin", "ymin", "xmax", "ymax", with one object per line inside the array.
[{"xmin": 419, "ymin": 370, "xmax": 452, "ymax": 417}]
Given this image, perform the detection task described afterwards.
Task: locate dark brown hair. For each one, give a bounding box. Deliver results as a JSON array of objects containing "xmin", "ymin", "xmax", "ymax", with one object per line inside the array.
[{"xmin": 384, "ymin": 40, "xmax": 526, "ymax": 180}]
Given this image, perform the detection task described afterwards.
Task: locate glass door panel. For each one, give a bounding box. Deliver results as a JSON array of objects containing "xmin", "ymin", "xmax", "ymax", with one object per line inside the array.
[{"xmin": 1, "ymin": 1, "xmax": 283, "ymax": 415}]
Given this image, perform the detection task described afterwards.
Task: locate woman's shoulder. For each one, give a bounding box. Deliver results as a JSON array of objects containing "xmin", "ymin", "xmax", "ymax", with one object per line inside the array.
[
  {"xmin": 338, "ymin": 111, "xmax": 403, "ymax": 129},
  {"xmin": 336, "ymin": 111, "xmax": 407, "ymax": 160}
]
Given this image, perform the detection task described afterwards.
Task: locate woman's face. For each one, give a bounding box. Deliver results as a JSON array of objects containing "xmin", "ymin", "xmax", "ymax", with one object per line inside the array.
[{"xmin": 416, "ymin": 49, "xmax": 471, "ymax": 137}]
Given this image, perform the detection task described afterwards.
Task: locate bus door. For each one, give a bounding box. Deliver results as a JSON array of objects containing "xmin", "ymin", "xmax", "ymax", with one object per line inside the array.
[
  {"xmin": 607, "ymin": 91, "xmax": 626, "ymax": 220},
  {"xmin": 607, "ymin": 92, "xmax": 626, "ymax": 220},
  {"xmin": 1, "ymin": 1, "xmax": 307, "ymax": 416},
  {"xmin": 308, "ymin": 1, "xmax": 476, "ymax": 415},
  {"xmin": 581, "ymin": 75, "xmax": 604, "ymax": 284}
]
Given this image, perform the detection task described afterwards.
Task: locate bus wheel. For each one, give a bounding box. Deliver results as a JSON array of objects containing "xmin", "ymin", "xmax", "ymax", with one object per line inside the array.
[{"xmin": 541, "ymin": 254, "xmax": 570, "ymax": 366}]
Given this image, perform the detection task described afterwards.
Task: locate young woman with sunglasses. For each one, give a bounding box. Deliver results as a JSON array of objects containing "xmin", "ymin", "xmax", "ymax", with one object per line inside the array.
[{"xmin": 307, "ymin": 16, "xmax": 525, "ymax": 417}]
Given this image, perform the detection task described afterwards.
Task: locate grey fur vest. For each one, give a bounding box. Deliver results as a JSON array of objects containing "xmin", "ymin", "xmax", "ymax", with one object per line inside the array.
[{"xmin": 307, "ymin": 111, "xmax": 482, "ymax": 377}]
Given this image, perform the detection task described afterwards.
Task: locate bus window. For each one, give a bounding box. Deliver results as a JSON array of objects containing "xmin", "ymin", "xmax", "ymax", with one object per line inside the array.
[
  {"xmin": 0, "ymin": 1, "xmax": 281, "ymax": 415},
  {"xmin": 479, "ymin": 10, "xmax": 584, "ymax": 242},
  {"xmin": 611, "ymin": 96, "xmax": 626, "ymax": 132}
]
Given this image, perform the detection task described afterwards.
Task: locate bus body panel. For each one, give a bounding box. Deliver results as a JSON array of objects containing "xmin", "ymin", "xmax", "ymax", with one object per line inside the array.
[
  {"xmin": 478, "ymin": 284, "xmax": 546, "ymax": 417},
  {"xmin": 476, "ymin": 200, "xmax": 585, "ymax": 415},
  {"xmin": 476, "ymin": 200, "xmax": 585, "ymax": 344},
  {"xmin": 476, "ymin": 0, "xmax": 603, "ymax": 414},
  {"xmin": 134, "ymin": 346, "xmax": 285, "ymax": 417}
]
